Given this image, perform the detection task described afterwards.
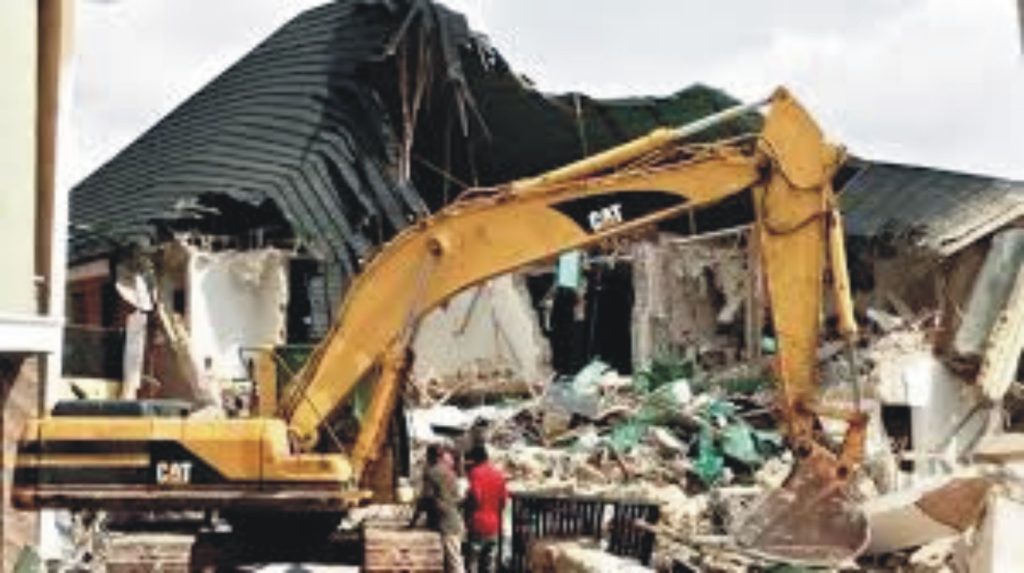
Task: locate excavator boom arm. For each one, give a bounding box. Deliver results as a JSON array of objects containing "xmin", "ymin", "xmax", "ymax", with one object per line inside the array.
[{"xmin": 281, "ymin": 89, "xmax": 852, "ymax": 480}]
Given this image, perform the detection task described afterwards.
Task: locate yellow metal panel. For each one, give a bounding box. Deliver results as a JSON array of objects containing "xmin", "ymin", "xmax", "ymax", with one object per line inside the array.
[
  {"xmin": 149, "ymin": 417, "xmax": 184, "ymax": 442},
  {"xmin": 39, "ymin": 418, "xmax": 153, "ymax": 440},
  {"xmin": 754, "ymin": 90, "xmax": 842, "ymax": 436},
  {"xmin": 259, "ymin": 418, "xmax": 352, "ymax": 482},
  {"xmin": 253, "ymin": 349, "xmax": 278, "ymax": 416},
  {"xmin": 181, "ymin": 420, "xmax": 266, "ymax": 480}
]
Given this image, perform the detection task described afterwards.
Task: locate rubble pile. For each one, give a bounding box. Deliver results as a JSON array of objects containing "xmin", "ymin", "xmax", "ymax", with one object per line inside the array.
[
  {"xmin": 408, "ymin": 354, "xmax": 797, "ymax": 569},
  {"xmin": 407, "ymin": 304, "xmax": 1024, "ymax": 572}
]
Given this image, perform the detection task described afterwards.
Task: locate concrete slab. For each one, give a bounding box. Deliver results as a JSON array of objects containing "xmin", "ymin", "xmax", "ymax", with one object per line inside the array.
[{"xmin": 969, "ymin": 496, "xmax": 1024, "ymax": 573}]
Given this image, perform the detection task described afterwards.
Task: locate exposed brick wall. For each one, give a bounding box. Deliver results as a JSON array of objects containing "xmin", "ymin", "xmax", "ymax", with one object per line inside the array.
[{"xmin": 2, "ymin": 355, "xmax": 39, "ymax": 571}]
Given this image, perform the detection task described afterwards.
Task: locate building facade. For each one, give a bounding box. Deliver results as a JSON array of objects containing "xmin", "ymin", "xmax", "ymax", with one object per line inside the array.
[{"xmin": 0, "ymin": 0, "xmax": 74, "ymax": 569}]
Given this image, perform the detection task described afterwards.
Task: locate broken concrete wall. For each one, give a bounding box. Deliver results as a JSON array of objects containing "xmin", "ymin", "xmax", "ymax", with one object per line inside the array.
[
  {"xmin": 934, "ymin": 241, "xmax": 991, "ymax": 355},
  {"xmin": 950, "ymin": 228, "xmax": 1024, "ymax": 369},
  {"xmin": 632, "ymin": 233, "xmax": 748, "ymax": 371},
  {"xmin": 142, "ymin": 242, "xmax": 196, "ymax": 402},
  {"xmin": 977, "ymin": 263, "xmax": 1024, "ymax": 402},
  {"xmin": 411, "ymin": 274, "xmax": 550, "ymax": 392},
  {"xmin": 855, "ymin": 251, "xmax": 943, "ymax": 318},
  {"xmin": 187, "ymin": 248, "xmax": 288, "ymax": 383},
  {"xmin": 871, "ymin": 332, "xmax": 988, "ymax": 479}
]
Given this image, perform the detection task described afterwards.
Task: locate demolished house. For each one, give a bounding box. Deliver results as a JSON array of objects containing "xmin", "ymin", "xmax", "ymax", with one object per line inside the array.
[
  {"xmin": 56, "ymin": 0, "xmax": 1024, "ymax": 571},
  {"xmin": 63, "ymin": 0, "xmax": 758, "ymax": 407},
  {"xmin": 841, "ymin": 162, "xmax": 1024, "ymax": 468}
]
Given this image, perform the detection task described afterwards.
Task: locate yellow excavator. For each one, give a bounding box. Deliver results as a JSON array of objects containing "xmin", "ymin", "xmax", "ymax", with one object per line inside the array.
[{"xmin": 14, "ymin": 87, "xmax": 869, "ymax": 564}]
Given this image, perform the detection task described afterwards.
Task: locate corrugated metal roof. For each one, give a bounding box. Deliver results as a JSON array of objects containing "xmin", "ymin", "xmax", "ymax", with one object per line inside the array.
[
  {"xmin": 69, "ymin": 0, "xmax": 756, "ymax": 334},
  {"xmin": 71, "ymin": 1, "xmax": 420, "ymax": 302},
  {"xmin": 841, "ymin": 162, "xmax": 1024, "ymax": 256}
]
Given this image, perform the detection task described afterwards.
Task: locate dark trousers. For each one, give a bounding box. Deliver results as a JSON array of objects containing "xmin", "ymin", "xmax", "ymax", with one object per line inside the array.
[{"xmin": 466, "ymin": 535, "xmax": 498, "ymax": 573}]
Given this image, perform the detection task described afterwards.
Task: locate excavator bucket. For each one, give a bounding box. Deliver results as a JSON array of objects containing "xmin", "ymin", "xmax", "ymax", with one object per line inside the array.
[{"xmin": 732, "ymin": 448, "xmax": 869, "ymax": 565}]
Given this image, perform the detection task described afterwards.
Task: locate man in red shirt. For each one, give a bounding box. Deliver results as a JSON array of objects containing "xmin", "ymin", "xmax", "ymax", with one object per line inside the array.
[{"xmin": 465, "ymin": 444, "xmax": 507, "ymax": 573}]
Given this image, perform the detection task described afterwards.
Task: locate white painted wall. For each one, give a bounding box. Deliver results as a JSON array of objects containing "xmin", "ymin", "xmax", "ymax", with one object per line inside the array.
[
  {"xmin": 187, "ymin": 249, "xmax": 288, "ymax": 381},
  {"xmin": 0, "ymin": 1, "xmax": 39, "ymax": 317},
  {"xmin": 876, "ymin": 347, "xmax": 987, "ymax": 480},
  {"xmin": 411, "ymin": 275, "xmax": 550, "ymax": 385}
]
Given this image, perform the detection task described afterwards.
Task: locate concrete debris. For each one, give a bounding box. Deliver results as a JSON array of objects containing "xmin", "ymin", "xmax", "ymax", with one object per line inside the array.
[
  {"xmin": 408, "ymin": 403, "xmax": 511, "ymax": 443},
  {"xmin": 972, "ymin": 432, "xmax": 1024, "ymax": 464},
  {"xmin": 632, "ymin": 234, "xmax": 751, "ymax": 374},
  {"xmin": 401, "ymin": 280, "xmax": 1024, "ymax": 572},
  {"xmin": 866, "ymin": 307, "xmax": 906, "ymax": 333},
  {"xmin": 120, "ymin": 311, "xmax": 147, "ymax": 400},
  {"xmin": 950, "ymin": 228, "xmax": 1024, "ymax": 370},
  {"xmin": 528, "ymin": 539, "xmax": 653, "ymax": 573},
  {"xmin": 967, "ymin": 494, "xmax": 1024, "ymax": 573},
  {"xmin": 410, "ymin": 353, "xmax": 793, "ymax": 570},
  {"xmin": 865, "ymin": 327, "xmax": 989, "ymax": 477},
  {"xmin": 187, "ymin": 247, "xmax": 288, "ymax": 383},
  {"xmin": 650, "ymin": 426, "xmax": 687, "ymax": 456},
  {"xmin": 906, "ymin": 535, "xmax": 963, "ymax": 572},
  {"xmin": 411, "ymin": 275, "xmax": 551, "ymax": 400},
  {"xmin": 975, "ymin": 263, "xmax": 1024, "ymax": 402},
  {"xmin": 412, "ymin": 369, "xmax": 536, "ymax": 406},
  {"xmin": 863, "ymin": 477, "xmax": 992, "ymax": 554},
  {"xmin": 105, "ymin": 533, "xmax": 193, "ymax": 573}
]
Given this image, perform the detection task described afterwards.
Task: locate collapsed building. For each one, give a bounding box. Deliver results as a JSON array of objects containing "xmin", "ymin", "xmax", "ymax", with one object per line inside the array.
[
  {"xmin": 62, "ymin": 0, "xmax": 760, "ymax": 406},
  {"xmin": 53, "ymin": 0, "xmax": 1024, "ymax": 570},
  {"xmin": 840, "ymin": 163, "xmax": 1024, "ymax": 479}
]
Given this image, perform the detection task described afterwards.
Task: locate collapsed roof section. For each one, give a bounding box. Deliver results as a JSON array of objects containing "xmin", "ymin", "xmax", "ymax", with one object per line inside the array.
[
  {"xmin": 69, "ymin": 0, "xmax": 758, "ymax": 309},
  {"xmin": 841, "ymin": 161, "xmax": 1024, "ymax": 257}
]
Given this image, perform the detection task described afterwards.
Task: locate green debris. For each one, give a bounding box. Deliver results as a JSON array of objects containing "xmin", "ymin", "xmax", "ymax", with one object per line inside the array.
[
  {"xmin": 12, "ymin": 547, "xmax": 41, "ymax": 573},
  {"xmin": 690, "ymin": 400, "xmax": 783, "ymax": 486},
  {"xmin": 702, "ymin": 399, "xmax": 736, "ymax": 420},
  {"xmin": 765, "ymin": 565, "xmax": 819, "ymax": 573},
  {"xmin": 640, "ymin": 380, "xmax": 693, "ymax": 425},
  {"xmin": 634, "ymin": 353, "xmax": 695, "ymax": 393},
  {"xmin": 754, "ymin": 429, "xmax": 785, "ymax": 452},
  {"xmin": 719, "ymin": 424, "xmax": 760, "ymax": 466},
  {"xmin": 693, "ymin": 426, "xmax": 726, "ymax": 486},
  {"xmin": 609, "ymin": 419, "xmax": 649, "ymax": 452}
]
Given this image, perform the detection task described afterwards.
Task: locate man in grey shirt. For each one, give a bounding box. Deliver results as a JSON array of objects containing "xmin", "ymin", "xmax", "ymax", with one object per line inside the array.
[{"xmin": 411, "ymin": 445, "xmax": 465, "ymax": 573}]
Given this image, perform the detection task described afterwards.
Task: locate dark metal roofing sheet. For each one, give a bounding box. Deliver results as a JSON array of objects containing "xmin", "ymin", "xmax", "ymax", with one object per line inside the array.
[
  {"xmin": 69, "ymin": 0, "xmax": 759, "ymax": 329},
  {"xmin": 71, "ymin": 1, "xmax": 418, "ymax": 270},
  {"xmin": 840, "ymin": 162, "xmax": 1024, "ymax": 256}
]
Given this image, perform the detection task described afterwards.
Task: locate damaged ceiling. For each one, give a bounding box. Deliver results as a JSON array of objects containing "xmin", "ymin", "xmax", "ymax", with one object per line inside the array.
[
  {"xmin": 68, "ymin": 0, "xmax": 757, "ymax": 336},
  {"xmin": 841, "ymin": 161, "xmax": 1024, "ymax": 256}
]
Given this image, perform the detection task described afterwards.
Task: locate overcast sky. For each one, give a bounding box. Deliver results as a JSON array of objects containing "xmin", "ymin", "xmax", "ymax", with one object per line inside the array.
[{"xmin": 70, "ymin": 0, "xmax": 1024, "ymax": 186}]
